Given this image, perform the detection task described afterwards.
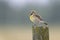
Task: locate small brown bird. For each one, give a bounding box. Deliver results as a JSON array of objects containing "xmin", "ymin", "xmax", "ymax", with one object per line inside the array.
[{"xmin": 30, "ymin": 10, "xmax": 48, "ymax": 26}]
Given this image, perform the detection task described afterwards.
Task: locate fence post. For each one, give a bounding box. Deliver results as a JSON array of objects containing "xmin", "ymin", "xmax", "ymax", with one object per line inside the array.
[{"xmin": 32, "ymin": 26, "xmax": 49, "ymax": 40}]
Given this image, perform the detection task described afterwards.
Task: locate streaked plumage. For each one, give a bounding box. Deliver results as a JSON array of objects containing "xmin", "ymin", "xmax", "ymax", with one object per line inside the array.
[{"xmin": 30, "ymin": 10, "xmax": 48, "ymax": 25}]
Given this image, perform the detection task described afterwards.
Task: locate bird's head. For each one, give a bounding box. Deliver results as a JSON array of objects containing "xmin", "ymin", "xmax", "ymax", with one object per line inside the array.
[{"xmin": 30, "ymin": 10, "xmax": 36, "ymax": 16}]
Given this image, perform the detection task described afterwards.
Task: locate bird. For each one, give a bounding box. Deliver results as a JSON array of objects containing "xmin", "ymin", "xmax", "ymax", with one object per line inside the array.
[{"xmin": 29, "ymin": 10, "xmax": 48, "ymax": 27}]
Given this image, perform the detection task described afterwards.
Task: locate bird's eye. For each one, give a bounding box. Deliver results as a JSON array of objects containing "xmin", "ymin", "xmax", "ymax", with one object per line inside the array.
[{"xmin": 31, "ymin": 13, "xmax": 32, "ymax": 15}]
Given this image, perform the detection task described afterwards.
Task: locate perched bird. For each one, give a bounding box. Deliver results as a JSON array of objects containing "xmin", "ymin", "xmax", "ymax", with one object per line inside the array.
[{"xmin": 30, "ymin": 10, "xmax": 48, "ymax": 26}]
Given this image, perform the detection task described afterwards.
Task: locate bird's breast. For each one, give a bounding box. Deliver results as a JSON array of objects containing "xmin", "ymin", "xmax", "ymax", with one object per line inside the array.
[{"xmin": 30, "ymin": 15, "xmax": 35, "ymax": 22}]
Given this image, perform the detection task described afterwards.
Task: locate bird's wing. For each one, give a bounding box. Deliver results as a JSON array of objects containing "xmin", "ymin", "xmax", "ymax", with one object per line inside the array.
[{"xmin": 35, "ymin": 15, "xmax": 43, "ymax": 20}]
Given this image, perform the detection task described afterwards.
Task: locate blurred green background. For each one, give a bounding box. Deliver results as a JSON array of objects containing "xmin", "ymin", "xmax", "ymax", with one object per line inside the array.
[{"xmin": 0, "ymin": 0, "xmax": 60, "ymax": 40}]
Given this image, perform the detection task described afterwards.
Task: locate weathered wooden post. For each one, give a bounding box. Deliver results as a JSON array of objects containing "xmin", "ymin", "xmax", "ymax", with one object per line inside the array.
[{"xmin": 32, "ymin": 26, "xmax": 49, "ymax": 40}]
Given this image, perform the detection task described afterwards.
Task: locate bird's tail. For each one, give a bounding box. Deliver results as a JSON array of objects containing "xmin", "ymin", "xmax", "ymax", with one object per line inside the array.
[
  {"xmin": 40, "ymin": 21, "xmax": 48, "ymax": 25},
  {"xmin": 44, "ymin": 22, "xmax": 48, "ymax": 25}
]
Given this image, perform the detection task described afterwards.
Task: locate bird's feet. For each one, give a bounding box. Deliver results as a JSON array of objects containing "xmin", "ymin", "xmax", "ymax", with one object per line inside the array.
[{"xmin": 32, "ymin": 24, "xmax": 37, "ymax": 29}]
